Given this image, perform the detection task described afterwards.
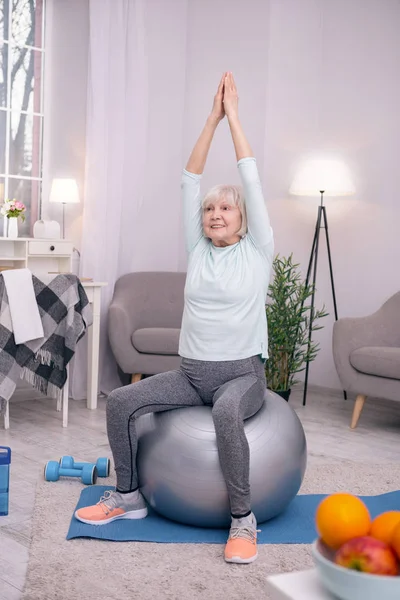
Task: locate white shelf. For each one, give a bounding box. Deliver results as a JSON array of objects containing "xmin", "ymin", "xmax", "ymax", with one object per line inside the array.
[
  {"xmin": 26, "ymin": 254, "xmax": 71, "ymax": 258},
  {"xmin": 0, "ymin": 237, "xmax": 73, "ymax": 275},
  {"xmin": 0, "ymin": 236, "xmax": 72, "ymax": 242},
  {"xmin": 0, "ymin": 257, "xmax": 26, "ymax": 261}
]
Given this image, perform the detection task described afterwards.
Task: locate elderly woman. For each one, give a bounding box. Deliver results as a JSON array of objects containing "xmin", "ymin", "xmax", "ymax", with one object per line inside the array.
[{"xmin": 75, "ymin": 72, "xmax": 274, "ymax": 565}]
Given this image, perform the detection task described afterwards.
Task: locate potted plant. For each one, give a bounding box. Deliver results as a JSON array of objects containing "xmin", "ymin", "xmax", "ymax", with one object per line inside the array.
[{"xmin": 265, "ymin": 253, "xmax": 328, "ymax": 400}]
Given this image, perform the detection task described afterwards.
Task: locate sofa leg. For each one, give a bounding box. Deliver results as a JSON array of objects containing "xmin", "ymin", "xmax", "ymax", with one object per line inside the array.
[
  {"xmin": 350, "ymin": 394, "xmax": 367, "ymax": 429},
  {"xmin": 131, "ymin": 374, "xmax": 143, "ymax": 384}
]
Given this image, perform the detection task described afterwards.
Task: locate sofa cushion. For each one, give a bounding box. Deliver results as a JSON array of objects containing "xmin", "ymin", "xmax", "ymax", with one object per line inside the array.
[
  {"xmin": 132, "ymin": 328, "xmax": 180, "ymax": 355},
  {"xmin": 350, "ymin": 346, "xmax": 400, "ymax": 380}
]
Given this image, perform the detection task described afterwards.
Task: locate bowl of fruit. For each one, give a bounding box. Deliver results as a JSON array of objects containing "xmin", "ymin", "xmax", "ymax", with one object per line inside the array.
[{"xmin": 312, "ymin": 493, "xmax": 400, "ymax": 600}]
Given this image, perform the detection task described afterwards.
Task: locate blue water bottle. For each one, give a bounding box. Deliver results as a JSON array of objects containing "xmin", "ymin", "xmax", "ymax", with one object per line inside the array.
[{"xmin": 0, "ymin": 446, "xmax": 11, "ymax": 516}]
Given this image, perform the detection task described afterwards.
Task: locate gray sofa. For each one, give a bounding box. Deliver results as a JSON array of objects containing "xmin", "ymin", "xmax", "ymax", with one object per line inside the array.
[
  {"xmin": 108, "ymin": 272, "xmax": 186, "ymax": 382},
  {"xmin": 332, "ymin": 291, "xmax": 400, "ymax": 429}
]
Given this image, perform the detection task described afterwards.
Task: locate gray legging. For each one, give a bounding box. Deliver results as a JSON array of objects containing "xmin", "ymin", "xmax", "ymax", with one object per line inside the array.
[{"xmin": 106, "ymin": 355, "xmax": 266, "ymax": 516}]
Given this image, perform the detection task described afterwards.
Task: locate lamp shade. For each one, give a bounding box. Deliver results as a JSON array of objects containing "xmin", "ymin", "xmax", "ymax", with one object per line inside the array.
[
  {"xmin": 289, "ymin": 158, "xmax": 355, "ymax": 197},
  {"xmin": 49, "ymin": 178, "xmax": 80, "ymax": 204}
]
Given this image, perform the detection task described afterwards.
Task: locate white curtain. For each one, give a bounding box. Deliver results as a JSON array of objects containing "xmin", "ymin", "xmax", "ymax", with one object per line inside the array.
[
  {"xmin": 72, "ymin": 0, "xmax": 149, "ymax": 398},
  {"xmin": 72, "ymin": 0, "xmax": 189, "ymax": 399}
]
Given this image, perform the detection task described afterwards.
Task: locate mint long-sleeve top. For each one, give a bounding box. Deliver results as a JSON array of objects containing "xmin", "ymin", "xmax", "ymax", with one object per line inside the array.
[{"xmin": 179, "ymin": 157, "xmax": 274, "ymax": 361}]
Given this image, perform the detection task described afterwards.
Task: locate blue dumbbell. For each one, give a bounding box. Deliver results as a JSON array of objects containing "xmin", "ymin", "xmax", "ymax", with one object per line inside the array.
[
  {"xmin": 59, "ymin": 455, "xmax": 110, "ymax": 478},
  {"xmin": 44, "ymin": 460, "xmax": 97, "ymax": 485}
]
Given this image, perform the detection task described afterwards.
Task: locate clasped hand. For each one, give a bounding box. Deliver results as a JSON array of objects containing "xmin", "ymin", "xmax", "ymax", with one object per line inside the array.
[{"xmin": 211, "ymin": 71, "xmax": 239, "ymax": 123}]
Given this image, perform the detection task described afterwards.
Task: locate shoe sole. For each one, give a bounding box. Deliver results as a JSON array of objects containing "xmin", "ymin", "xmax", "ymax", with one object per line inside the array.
[
  {"xmin": 225, "ymin": 552, "xmax": 258, "ymax": 564},
  {"xmin": 74, "ymin": 507, "xmax": 148, "ymax": 525}
]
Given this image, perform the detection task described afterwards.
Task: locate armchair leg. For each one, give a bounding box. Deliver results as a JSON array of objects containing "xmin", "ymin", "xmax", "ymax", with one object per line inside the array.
[
  {"xmin": 350, "ymin": 394, "xmax": 367, "ymax": 429},
  {"xmin": 131, "ymin": 374, "xmax": 143, "ymax": 384}
]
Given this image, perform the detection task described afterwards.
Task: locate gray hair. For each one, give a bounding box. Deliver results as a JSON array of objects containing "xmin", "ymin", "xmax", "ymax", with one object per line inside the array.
[{"xmin": 202, "ymin": 184, "xmax": 247, "ymax": 237}]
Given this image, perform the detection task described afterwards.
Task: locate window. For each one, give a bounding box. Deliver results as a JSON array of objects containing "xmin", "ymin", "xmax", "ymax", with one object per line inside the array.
[{"xmin": 0, "ymin": 0, "xmax": 45, "ymax": 236}]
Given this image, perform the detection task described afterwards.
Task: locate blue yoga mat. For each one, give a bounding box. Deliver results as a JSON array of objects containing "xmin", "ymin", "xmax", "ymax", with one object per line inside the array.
[{"xmin": 67, "ymin": 485, "xmax": 400, "ymax": 544}]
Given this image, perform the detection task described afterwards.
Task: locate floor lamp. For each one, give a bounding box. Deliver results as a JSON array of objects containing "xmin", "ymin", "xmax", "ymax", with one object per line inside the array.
[{"xmin": 289, "ymin": 158, "xmax": 355, "ymax": 406}]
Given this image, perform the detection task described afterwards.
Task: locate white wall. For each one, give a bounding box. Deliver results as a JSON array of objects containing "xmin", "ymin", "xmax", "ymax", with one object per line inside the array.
[
  {"xmin": 264, "ymin": 0, "xmax": 400, "ymax": 388},
  {"xmin": 44, "ymin": 0, "xmax": 400, "ymax": 391}
]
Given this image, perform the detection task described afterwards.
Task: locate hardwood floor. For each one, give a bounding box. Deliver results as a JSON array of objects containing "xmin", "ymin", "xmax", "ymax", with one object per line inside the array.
[{"xmin": 1, "ymin": 384, "xmax": 400, "ymax": 599}]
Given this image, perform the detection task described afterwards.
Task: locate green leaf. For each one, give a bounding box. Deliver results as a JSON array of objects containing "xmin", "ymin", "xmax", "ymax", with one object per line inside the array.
[{"xmin": 265, "ymin": 254, "xmax": 328, "ymax": 392}]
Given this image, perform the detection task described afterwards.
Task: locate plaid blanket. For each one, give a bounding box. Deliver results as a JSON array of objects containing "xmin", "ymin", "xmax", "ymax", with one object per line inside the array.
[{"xmin": 0, "ymin": 273, "xmax": 93, "ymax": 416}]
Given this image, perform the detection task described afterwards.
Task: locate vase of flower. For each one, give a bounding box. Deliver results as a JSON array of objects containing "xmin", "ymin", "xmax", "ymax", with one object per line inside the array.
[{"xmin": 0, "ymin": 199, "xmax": 26, "ymax": 238}]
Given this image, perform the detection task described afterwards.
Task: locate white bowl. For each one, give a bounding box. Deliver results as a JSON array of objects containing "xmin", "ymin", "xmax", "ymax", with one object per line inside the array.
[{"xmin": 311, "ymin": 539, "xmax": 400, "ymax": 600}]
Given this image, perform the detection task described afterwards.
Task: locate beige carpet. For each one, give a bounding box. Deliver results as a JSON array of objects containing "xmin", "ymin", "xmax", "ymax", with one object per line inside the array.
[{"xmin": 22, "ymin": 463, "xmax": 400, "ymax": 600}]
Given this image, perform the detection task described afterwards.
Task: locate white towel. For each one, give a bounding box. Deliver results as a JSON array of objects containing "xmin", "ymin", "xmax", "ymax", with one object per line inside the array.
[{"xmin": 2, "ymin": 268, "xmax": 44, "ymax": 344}]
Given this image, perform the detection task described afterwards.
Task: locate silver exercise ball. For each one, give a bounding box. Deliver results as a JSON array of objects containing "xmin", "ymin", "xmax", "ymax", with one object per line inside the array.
[{"xmin": 136, "ymin": 390, "xmax": 307, "ymax": 528}]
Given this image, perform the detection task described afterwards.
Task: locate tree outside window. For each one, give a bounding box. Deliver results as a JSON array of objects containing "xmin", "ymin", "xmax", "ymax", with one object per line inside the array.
[{"xmin": 0, "ymin": 0, "xmax": 45, "ymax": 236}]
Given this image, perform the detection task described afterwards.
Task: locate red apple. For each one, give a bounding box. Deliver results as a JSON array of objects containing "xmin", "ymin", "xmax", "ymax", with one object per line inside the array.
[{"xmin": 335, "ymin": 536, "xmax": 399, "ymax": 576}]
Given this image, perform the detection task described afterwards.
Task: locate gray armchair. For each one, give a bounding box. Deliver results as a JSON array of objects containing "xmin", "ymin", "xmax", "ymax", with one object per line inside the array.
[
  {"xmin": 332, "ymin": 292, "xmax": 400, "ymax": 429},
  {"xmin": 108, "ymin": 272, "xmax": 186, "ymax": 383}
]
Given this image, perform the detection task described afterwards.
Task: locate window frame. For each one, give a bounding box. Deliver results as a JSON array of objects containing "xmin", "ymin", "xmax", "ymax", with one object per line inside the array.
[{"xmin": 0, "ymin": 0, "xmax": 46, "ymax": 235}]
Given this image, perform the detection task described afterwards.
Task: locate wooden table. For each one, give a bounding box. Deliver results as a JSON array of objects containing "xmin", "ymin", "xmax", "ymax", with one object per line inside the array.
[{"xmin": 58, "ymin": 281, "xmax": 107, "ymax": 427}]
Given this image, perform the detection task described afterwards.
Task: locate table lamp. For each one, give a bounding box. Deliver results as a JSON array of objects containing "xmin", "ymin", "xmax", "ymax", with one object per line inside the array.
[
  {"xmin": 49, "ymin": 178, "xmax": 80, "ymax": 239},
  {"xmin": 289, "ymin": 157, "xmax": 355, "ymax": 405}
]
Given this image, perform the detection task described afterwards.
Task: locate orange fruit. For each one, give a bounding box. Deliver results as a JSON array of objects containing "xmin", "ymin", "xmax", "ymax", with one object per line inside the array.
[
  {"xmin": 315, "ymin": 493, "xmax": 371, "ymax": 550},
  {"xmin": 390, "ymin": 521, "xmax": 400, "ymax": 560},
  {"xmin": 370, "ymin": 511, "xmax": 400, "ymax": 545}
]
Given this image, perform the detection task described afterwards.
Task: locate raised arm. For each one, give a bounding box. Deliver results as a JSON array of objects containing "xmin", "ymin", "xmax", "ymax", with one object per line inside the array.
[
  {"xmin": 185, "ymin": 73, "xmax": 226, "ymax": 174},
  {"xmin": 223, "ymin": 72, "xmax": 274, "ymax": 263},
  {"xmin": 223, "ymin": 72, "xmax": 252, "ymax": 161},
  {"xmin": 182, "ymin": 73, "xmax": 226, "ymax": 253}
]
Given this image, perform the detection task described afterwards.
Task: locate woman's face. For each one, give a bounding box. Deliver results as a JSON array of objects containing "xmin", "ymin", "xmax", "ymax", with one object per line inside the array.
[{"xmin": 203, "ymin": 197, "xmax": 242, "ymax": 247}]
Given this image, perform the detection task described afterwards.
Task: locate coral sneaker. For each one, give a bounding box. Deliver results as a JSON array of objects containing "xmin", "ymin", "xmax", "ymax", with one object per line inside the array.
[
  {"xmin": 75, "ymin": 490, "xmax": 148, "ymax": 525},
  {"xmin": 224, "ymin": 512, "xmax": 259, "ymax": 564}
]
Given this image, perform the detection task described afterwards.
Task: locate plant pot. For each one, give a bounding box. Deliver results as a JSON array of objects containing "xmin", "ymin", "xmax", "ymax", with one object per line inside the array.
[{"xmin": 275, "ymin": 389, "xmax": 291, "ymax": 402}]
